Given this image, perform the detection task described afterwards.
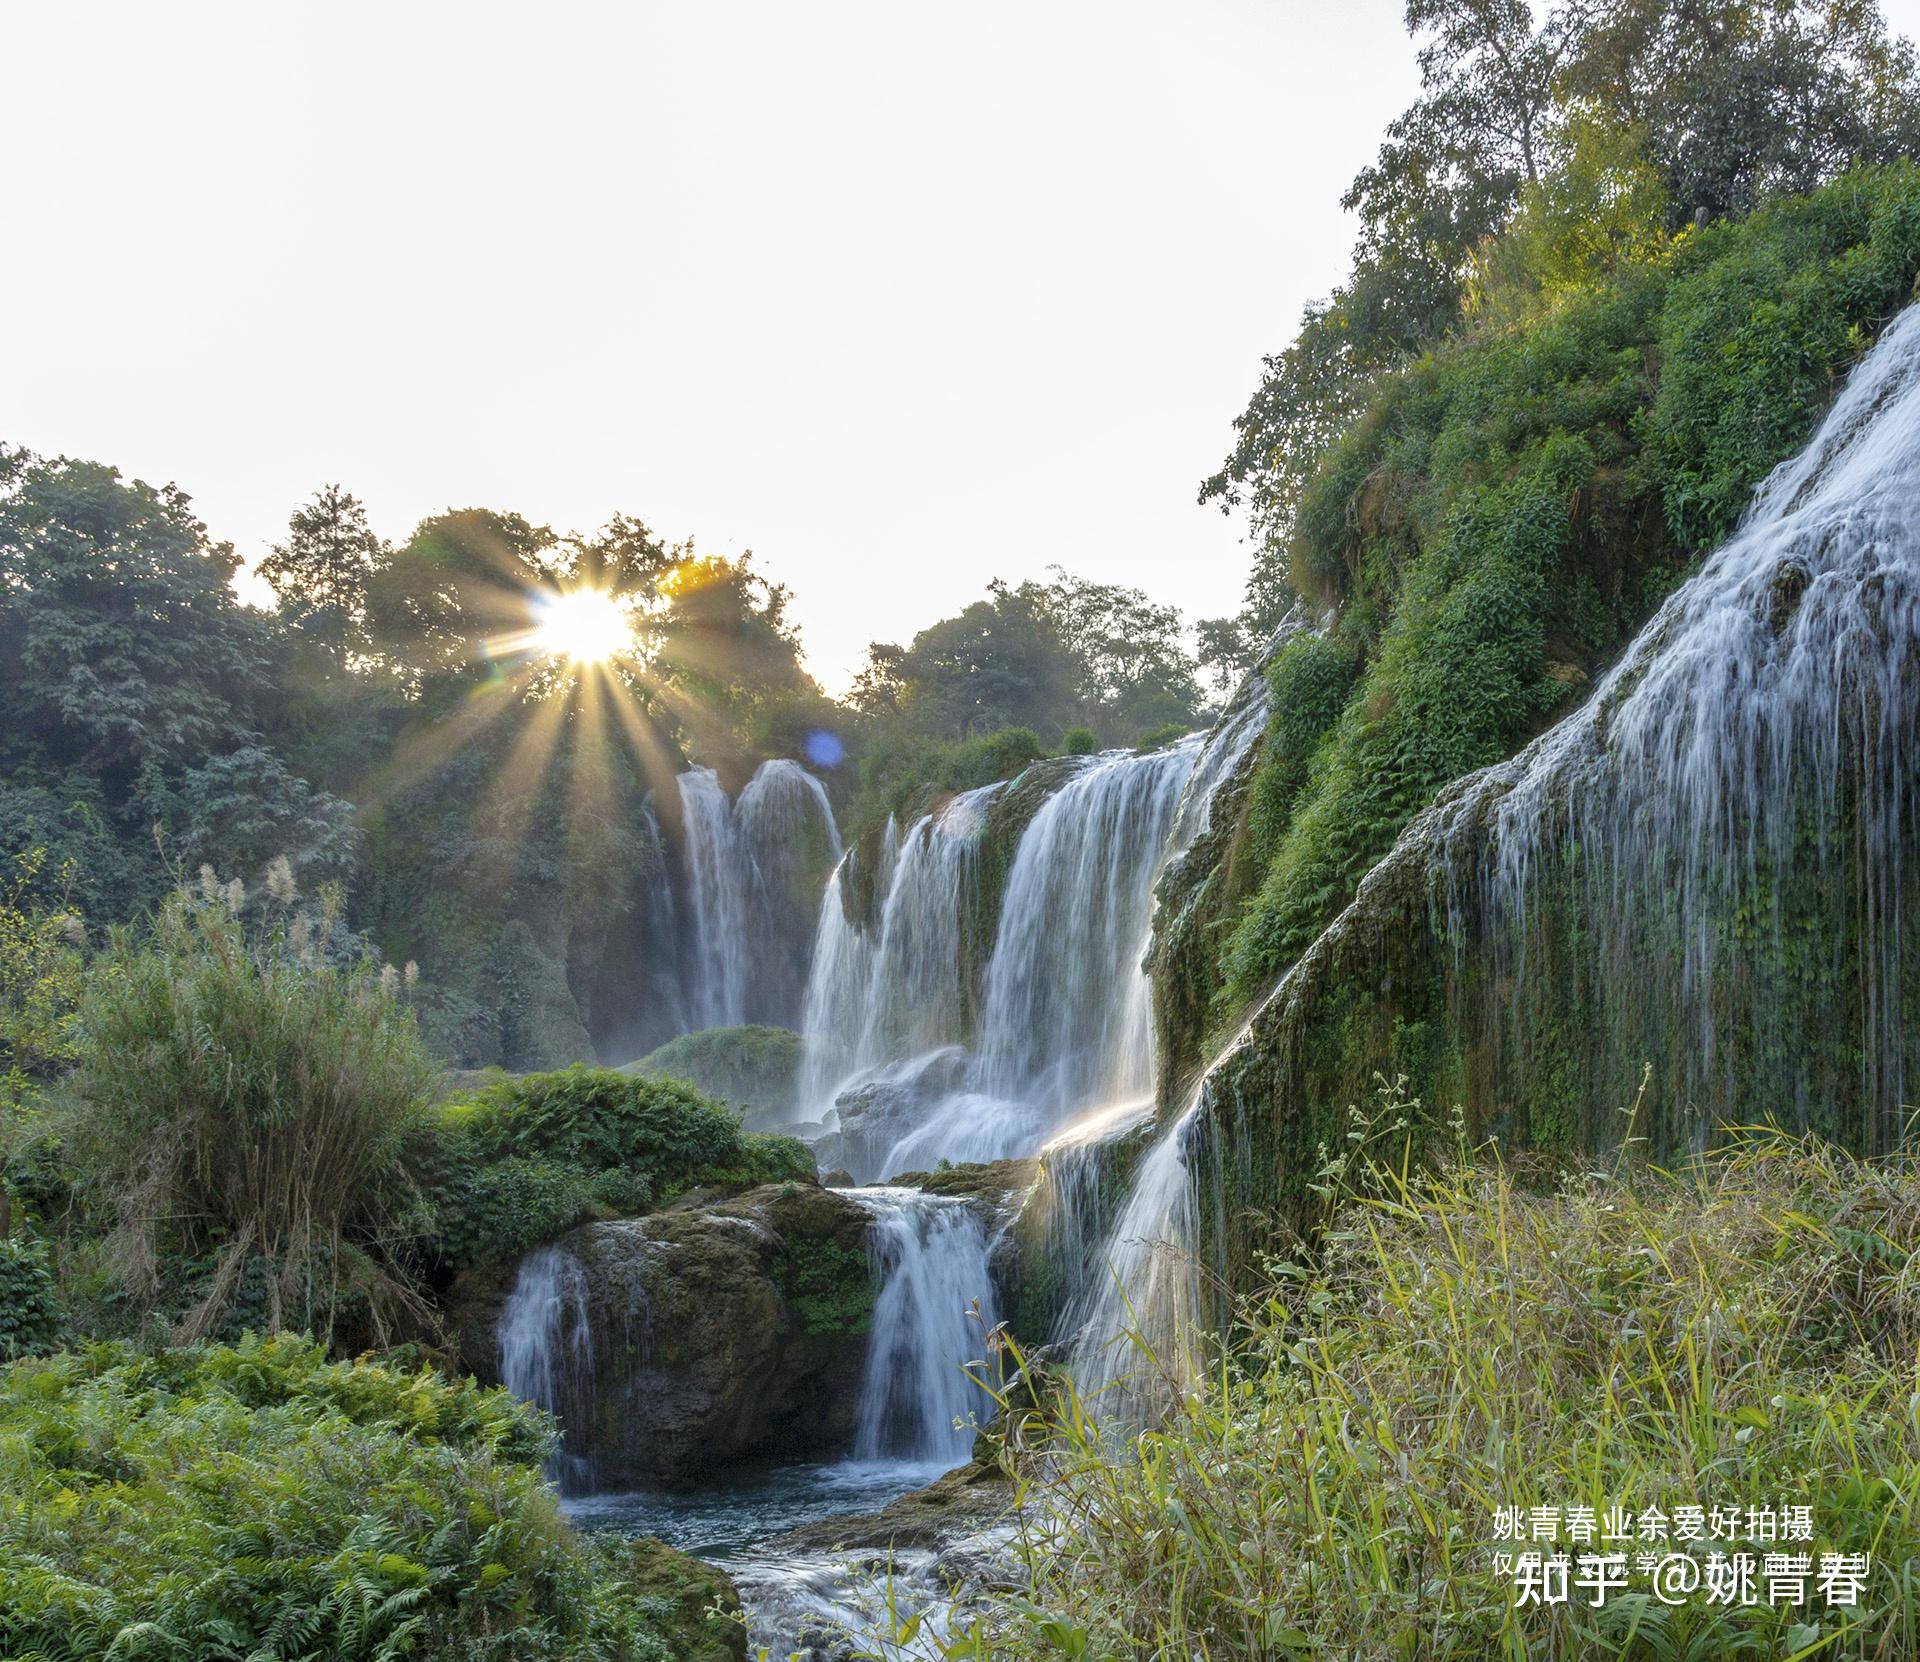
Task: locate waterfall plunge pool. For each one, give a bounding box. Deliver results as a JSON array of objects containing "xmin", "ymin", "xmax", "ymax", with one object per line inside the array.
[{"xmin": 559, "ymin": 1455, "xmax": 953, "ymax": 1560}]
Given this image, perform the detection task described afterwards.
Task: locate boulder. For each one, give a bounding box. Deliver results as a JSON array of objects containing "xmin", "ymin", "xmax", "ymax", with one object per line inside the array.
[
  {"xmin": 624, "ymin": 1536, "xmax": 748, "ymax": 1662},
  {"xmin": 467, "ymin": 1181, "xmax": 879, "ymax": 1488}
]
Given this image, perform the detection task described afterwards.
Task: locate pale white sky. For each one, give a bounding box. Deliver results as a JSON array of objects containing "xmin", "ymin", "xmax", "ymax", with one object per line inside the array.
[{"xmin": 7, "ymin": 2, "xmax": 1918, "ymax": 691}]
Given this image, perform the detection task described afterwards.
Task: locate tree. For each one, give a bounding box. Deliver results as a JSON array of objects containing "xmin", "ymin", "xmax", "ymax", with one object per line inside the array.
[
  {"xmin": 0, "ymin": 447, "xmax": 266, "ymax": 777},
  {"xmin": 365, "ymin": 508, "xmax": 555, "ymax": 691},
  {"xmin": 1036, "ymin": 566, "xmax": 1202, "ymax": 734},
  {"xmin": 1195, "ymin": 616, "xmax": 1256, "ymax": 699},
  {"xmin": 258, "ymin": 485, "xmax": 381, "ymax": 668},
  {"xmin": 1206, "ymin": 0, "xmax": 1920, "ymax": 640},
  {"xmin": 883, "ymin": 582, "xmax": 1082, "ymax": 741},
  {"xmin": 1571, "ymin": 0, "xmax": 1920, "ymax": 224}
]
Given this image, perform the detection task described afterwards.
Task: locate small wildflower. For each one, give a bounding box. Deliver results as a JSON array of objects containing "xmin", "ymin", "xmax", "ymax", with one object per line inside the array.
[
  {"xmin": 224, "ymin": 878, "xmax": 245, "ymax": 916},
  {"xmin": 264, "ymin": 855, "xmax": 296, "ymax": 906},
  {"xmin": 198, "ymin": 864, "xmax": 220, "ymax": 904},
  {"xmin": 403, "ymin": 960, "xmax": 419, "ymax": 988},
  {"xmin": 379, "ymin": 963, "xmax": 401, "ymax": 997}
]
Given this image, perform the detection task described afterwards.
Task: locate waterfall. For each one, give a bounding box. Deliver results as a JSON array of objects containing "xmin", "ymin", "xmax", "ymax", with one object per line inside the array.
[
  {"xmin": 628, "ymin": 800, "xmax": 689, "ymax": 1051},
  {"xmin": 737, "ymin": 759, "xmax": 844, "ymax": 1027},
  {"xmin": 675, "ymin": 759, "xmax": 842, "ymax": 1033},
  {"xmin": 1070, "ymin": 301, "xmax": 1920, "ymax": 1430},
  {"xmin": 497, "ymin": 1245, "xmax": 596, "ymax": 1493},
  {"xmin": 796, "ymin": 785, "xmax": 1002, "ymax": 1121},
  {"xmin": 849, "ymin": 1188, "xmax": 1000, "ymax": 1464},
  {"xmin": 1064, "ymin": 1102, "xmax": 1205, "ymax": 1426},
  {"xmin": 1062, "ymin": 993, "xmax": 1271, "ymax": 1426},
  {"xmin": 676, "ymin": 767, "xmax": 752, "ymax": 1031},
  {"xmin": 794, "ymin": 737, "xmax": 1260, "ymax": 1179},
  {"xmin": 1424, "ymin": 299, "xmax": 1920, "ymax": 1148},
  {"xmin": 971, "ymin": 745, "xmax": 1198, "ymax": 1117}
]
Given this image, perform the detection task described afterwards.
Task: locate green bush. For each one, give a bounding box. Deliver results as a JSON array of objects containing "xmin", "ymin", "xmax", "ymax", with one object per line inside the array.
[
  {"xmin": 1061, "ymin": 726, "xmax": 1099, "ymax": 756},
  {"xmin": 1133, "ymin": 721, "xmax": 1190, "ymax": 751},
  {"xmin": 846, "ymin": 724, "xmax": 1047, "ymax": 834},
  {"xmin": 72, "ymin": 885, "xmax": 439, "ymax": 1346},
  {"xmin": 429, "ymin": 1065, "xmax": 814, "ymax": 1269},
  {"xmin": 0, "ymin": 1332, "xmax": 679, "ymax": 1660},
  {"xmin": 632, "ymin": 1023, "xmax": 802, "ymax": 1119},
  {"xmin": 0, "ymin": 1235, "xmax": 62, "ymax": 1359}
]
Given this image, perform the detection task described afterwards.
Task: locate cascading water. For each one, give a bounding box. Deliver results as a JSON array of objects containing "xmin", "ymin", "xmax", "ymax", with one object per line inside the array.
[
  {"xmin": 971, "ymin": 744, "xmax": 1197, "ymax": 1118},
  {"xmin": 849, "ymin": 1188, "xmax": 1002, "ymax": 1464},
  {"xmin": 795, "ymin": 735, "xmax": 1265, "ymax": 1180},
  {"xmin": 796, "ymin": 785, "xmax": 1002, "ymax": 1126},
  {"xmin": 675, "ymin": 766, "xmax": 752, "ymax": 1031},
  {"xmin": 497, "ymin": 1245, "xmax": 596, "ymax": 1493},
  {"xmin": 739, "ymin": 759, "xmax": 843, "ymax": 1025},
  {"xmin": 1078, "ymin": 302, "xmax": 1920, "ymax": 1434},
  {"xmin": 1424, "ymin": 298, "xmax": 1920, "ymax": 1149},
  {"xmin": 673, "ymin": 759, "xmax": 842, "ymax": 1034}
]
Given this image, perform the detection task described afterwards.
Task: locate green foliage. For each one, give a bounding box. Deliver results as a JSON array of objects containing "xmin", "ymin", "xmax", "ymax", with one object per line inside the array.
[
  {"xmin": 848, "ymin": 725, "xmax": 1047, "ymax": 836},
  {"xmin": 0, "ymin": 1236, "xmax": 64, "ymax": 1360},
  {"xmin": 633, "ymin": 1023, "xmax": 802, "ymax": 1118},
  {"xmin": 1647, "ymin": 167, "xmax": 1920, "ymax": 545},
  {"xmin": 0, "ymin": 1333, "xmax": 679, "ymax": 1660},
  {"xmin": 72, "ymin": 882, "xmax": 439, "ymax": 1345},
  {"xmin": 1205, "ymin": 0, "xmax": 1920, "ymax": 631},
  {"xmin": 1223, "ymin": 167, "xmax": 1920, "ymax": 1004},
  {"xmin": 849, "ymin": 567, "xmax": 1202, "ymax": 760},
  {"xmin": 1132, "ymin": 722, "xmax": 1189, "ymax": 752},
  {"xmin": 991, "ymin": 1132, "xmax": 1920, "ymax": 1660},
  {"xmin": 0, "ymin": 449, "xmax": 360, "ymax": 922},
  {"xmin": 781, "ymin": 1234, "xmax": 877, "ymax": 1337},
  {"xmin": 428, "ymin": 1066, "xmax": 813, "ymax": 1269},
  {"xmin": 1060, "ymin": 726, "xmax": 1098, "ymax": 757}
]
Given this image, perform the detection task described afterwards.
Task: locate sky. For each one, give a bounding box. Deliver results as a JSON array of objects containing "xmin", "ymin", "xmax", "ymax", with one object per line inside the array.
[{"xmin": 7, "ymin": 2, "xmax": 1920, "ymax": 692}]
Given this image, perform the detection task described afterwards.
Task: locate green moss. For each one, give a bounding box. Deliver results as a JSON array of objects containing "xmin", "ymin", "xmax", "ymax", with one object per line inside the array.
[
  {"xmin": 620, "ymin": 1538, "xmax": 745, "ymax": 1662},
  {"xmin": 781, "ymin": 1236, "xmax": 877, "ymax": 1338},
  {"xmin": 630, "ymin": 1024, "xmax": 802, "ymax": 1119}
]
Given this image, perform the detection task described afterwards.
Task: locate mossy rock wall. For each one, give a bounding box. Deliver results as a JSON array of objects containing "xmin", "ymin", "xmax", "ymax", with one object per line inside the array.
[{"xmin": 1176, "ymin": 170, "xmax": 1920, "ymax": 1295}]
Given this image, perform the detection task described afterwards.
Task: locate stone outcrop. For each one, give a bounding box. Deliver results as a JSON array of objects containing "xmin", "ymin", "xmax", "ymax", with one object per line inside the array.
[{"xmin": 456, "ymin": 1180, "xmax": 878, "ymax": 1488}]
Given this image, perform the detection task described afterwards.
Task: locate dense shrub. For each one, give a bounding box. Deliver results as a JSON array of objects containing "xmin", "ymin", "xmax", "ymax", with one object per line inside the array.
[
  {"xmin": 846, "ymin": 724, "xmax": 1047, "ymax": 835},
  {"xmin": 428, "ymin": 1065, "xmax": 813, "ymax": 1269},
  {"xmin": 0, "ymin": 1235, "xmax": 63, "ymax": 1359},
  {"xmin": 1224, "ymin": 165, "xmax": 1920, "ymax": 1003},
  {"xmin": 72, "ymin": 883, "xmax": 439, "ymax": 1345},
  {"xmin": 989, "ymin": 1128, "xmax": 1920, "ymax": 1660},
  {"xmin": 1061, "ymin": 725, "xmax": 1098, "ymax": 756},
  {"xmin": 632, "ymin": 1023, "xmax": 802, "ymax": 1119},
  {"xmin": 1133, "ymin": 721, "xmax": 1190, "ymax": 751},
  {"xmin": 0, "ymin": 1333, "xmax": 681, "ymax": 1660}
]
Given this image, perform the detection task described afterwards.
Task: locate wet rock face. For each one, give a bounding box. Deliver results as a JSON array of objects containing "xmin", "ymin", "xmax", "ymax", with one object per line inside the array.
[
  {"xmin": 829, "ymin": 1047, "xmax": 971, "ymax": 1179},
  {"xmin": 473, "ymin": 1182, "xmax": 879, "ymax": 1489}
]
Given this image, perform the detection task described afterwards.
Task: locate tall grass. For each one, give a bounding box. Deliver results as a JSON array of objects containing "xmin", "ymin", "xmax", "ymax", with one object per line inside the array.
[
  {"xmin": 74, "ymin": 878, "xmax": 438, "ymax": 1345},
  {"xmin": 977, "ymin": 1117, "xmax": 1920, "ymax": 1661}
]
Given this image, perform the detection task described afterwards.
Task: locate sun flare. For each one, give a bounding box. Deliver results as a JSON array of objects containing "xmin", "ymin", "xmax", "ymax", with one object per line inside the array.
[{"xmin": 533, "ymin": 588, "xmax": 633, "ymax": 665}]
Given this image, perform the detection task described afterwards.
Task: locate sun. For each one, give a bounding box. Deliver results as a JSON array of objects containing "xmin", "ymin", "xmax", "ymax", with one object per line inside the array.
[{"xmin": 533, "ymin": 588, "xmax": 634, "ymax": 665}]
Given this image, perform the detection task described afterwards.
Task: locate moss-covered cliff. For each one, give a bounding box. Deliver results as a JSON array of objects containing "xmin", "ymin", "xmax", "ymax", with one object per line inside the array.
[{"xmin": 1169, "ymin": 167, "xmax": 1920, "ymax": 1280}]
